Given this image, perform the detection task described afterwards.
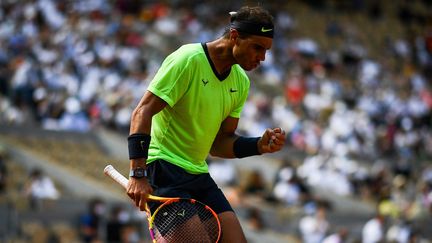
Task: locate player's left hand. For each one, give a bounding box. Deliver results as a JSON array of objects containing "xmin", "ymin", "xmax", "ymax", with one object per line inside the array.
[{"xmin": 258, "ymin": 127, "xmax": 286, "ymax": 154}]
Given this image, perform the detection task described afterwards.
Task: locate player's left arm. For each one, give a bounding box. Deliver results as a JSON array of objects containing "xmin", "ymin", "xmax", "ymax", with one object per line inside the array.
[
  {"xmin": 210, "ymin": 116, "xmax": 239, "ymax": 158},
  {"xmin": 210, "ymin": 117, "xmax": 286, "ymax": 158}
]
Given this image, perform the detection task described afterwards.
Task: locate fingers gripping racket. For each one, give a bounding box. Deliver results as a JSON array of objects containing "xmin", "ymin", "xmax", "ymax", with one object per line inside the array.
[{"xmin": 104, "ymin": 165, "xmax": 221, "ymax": 243}]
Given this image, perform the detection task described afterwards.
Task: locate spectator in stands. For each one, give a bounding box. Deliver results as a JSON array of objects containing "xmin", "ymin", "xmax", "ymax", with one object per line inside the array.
[
  {"xmin": 273, "ymin": 162, "xmax": 311, "ymax": 206},
  {"xmin": 299, "ymin": 201, "xmax": 331, "ymax": 243},
  {"xmin": 79, "ymin": 197, "xmax": 106, "ymax": 243},
  {"xmin": 419, "ymin": 181, "xmax": 432, "ymax": 215},
  {"xmin": 245, "ymin": 207, "xmax": 265, "ymax": 231},
  {"xmin": 0, "ymin": 149, "xmax": 7, "ymax": 195},
  {"xmin": 106, "ymin": 204, "xmax": 130, "ymax": 243},
  {"xmin": 208, "ymin": 158, "xmax": 238, "ymax": 187},
  {"xmin": 322, "ymin": 227, "xmax": 349, "ymax": 243},
  {"xmin": 119, "ymin": 223, "xmax": 142, "ymax": 243},
  {"xmin": 361, "ymin": 213, "xmax": 386, "ymax": 243},
  {"xmin": 242, "ymin": 169, "xmax": 268, "ymax": 197},
  {"xmin": 386, "ymin": 218, "xmax": 414, "ymax": 243},
  {"xmin": 23, "ymin": 168, "xmax": 60, "ymax": 210}
]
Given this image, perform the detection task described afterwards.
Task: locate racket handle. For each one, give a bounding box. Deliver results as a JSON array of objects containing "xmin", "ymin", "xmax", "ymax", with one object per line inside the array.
[
  {"xmin": 104, "ymin": 164, "xmax": 128, "ymax": 189},
  {"xmin": 104, "ymin": 165, "xmax": 173, "ymax": 202}
]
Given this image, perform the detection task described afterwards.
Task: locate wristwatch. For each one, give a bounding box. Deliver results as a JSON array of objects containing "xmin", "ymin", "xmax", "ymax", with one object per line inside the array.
[{"xmin": 129, "ymin": 167, "xmax": 147, "ymax": 179}]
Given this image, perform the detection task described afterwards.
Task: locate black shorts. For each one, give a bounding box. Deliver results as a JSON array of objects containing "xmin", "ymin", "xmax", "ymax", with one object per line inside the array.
[{"xmin": 146, "ymin": 159, "xmax": 233, "ymax": 215}]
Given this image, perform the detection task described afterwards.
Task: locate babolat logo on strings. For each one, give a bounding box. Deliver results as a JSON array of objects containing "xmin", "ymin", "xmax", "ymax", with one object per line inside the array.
[{"xmin": 177, "ymin": 209, "xmax": 186, "ymax": 217}]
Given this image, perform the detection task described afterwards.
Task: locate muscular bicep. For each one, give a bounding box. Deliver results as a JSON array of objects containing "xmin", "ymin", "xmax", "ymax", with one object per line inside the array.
[
  {"xmin": 130, "ymin": 91, "xmax": 167, "ymax": 134},
  {"xmin": 210, "ymin": 116, "xmax": 239, "ymax": 158},
  {"xmin": 219, "ymin": 116, "xmax": 238, "ymax": 135}
]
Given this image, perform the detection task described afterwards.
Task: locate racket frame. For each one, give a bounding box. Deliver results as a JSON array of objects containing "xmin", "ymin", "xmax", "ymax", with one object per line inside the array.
[{"xmin": 104, "ymin": 164, "xmax": 221, "ymax": 243}]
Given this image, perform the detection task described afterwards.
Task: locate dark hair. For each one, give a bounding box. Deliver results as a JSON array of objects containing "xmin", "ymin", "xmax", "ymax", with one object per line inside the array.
[{"xmin": 223, "ymin": 6, "xmax": 274, "ymax": 38}]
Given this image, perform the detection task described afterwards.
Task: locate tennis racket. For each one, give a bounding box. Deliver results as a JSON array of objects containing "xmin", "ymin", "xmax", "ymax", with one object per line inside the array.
[{"xmin": 104, "ymin": 164, "xmax": 221, "ymax": 243}]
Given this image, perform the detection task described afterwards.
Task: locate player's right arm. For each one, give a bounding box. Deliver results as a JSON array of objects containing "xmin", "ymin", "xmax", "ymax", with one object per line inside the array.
[{"xmin": 128, "ymin": 91, "xmax": 167, "ymax": 211}]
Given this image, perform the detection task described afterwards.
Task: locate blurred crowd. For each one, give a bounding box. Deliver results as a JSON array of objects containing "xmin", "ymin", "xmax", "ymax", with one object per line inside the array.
[{"xmin": 1, "ymin": 0, "xmax": 432, "ymax": 242}]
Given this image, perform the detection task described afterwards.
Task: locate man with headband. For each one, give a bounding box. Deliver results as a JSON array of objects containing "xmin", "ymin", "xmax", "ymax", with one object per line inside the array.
[{"xmin": 126, "ymin": 5, "xmax": 286, "ymax": 242}]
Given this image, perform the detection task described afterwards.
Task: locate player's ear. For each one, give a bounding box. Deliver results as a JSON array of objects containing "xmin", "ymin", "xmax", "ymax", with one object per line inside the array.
[{"xmin": 229, "ymin": 28, "xmax": 239, "ymax": 41}]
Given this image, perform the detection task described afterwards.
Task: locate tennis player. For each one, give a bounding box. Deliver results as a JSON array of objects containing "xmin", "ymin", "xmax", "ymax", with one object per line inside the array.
[{"xmin": 127, "ymin": 6, "xmax": 285, "ymax": 242}]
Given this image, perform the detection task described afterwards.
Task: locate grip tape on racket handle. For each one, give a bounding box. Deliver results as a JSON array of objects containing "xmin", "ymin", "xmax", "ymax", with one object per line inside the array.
[
  {"xmin": 104, "ymin": 164, "xmax": 128, "ymax": 189},
  {"xmin": 104, "ymin": 165, "xmax": 169, "ymax": 202}
]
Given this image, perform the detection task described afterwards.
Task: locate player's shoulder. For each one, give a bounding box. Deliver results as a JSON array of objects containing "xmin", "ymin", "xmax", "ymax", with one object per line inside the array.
[
  {"xmin": 178, "ymin": 43, "xmax": 202, "ymax": 51},
  {"xmin": 173, "ymin": 43, "xmax": 204, "ymax": 58},
  {"xmin": 164, "ymin": 43, "xmax": 204, "ymax": 66}
]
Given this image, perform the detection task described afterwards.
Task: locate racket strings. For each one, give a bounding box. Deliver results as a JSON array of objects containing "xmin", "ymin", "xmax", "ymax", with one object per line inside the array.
[{"xmin": 152, "ymin": 200, "xmax": 219, "ymax": 243}]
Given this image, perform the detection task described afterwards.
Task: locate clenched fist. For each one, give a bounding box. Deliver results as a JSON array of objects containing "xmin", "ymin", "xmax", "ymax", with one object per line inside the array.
[{"xmin": 258, "ymin": 127, "xmax": 286, "ymax": 154}]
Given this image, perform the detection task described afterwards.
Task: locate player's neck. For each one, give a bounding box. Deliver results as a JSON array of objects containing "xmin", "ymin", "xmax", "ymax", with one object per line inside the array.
[{"xmin": 206, "ymin": 38, "xmax": 235, "ymax": 75}]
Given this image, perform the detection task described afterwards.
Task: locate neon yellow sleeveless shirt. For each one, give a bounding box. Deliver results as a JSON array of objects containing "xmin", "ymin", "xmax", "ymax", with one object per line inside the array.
[{"xmin": 147, "ymin": 43, "xmax": 250, "ymax": 174}]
